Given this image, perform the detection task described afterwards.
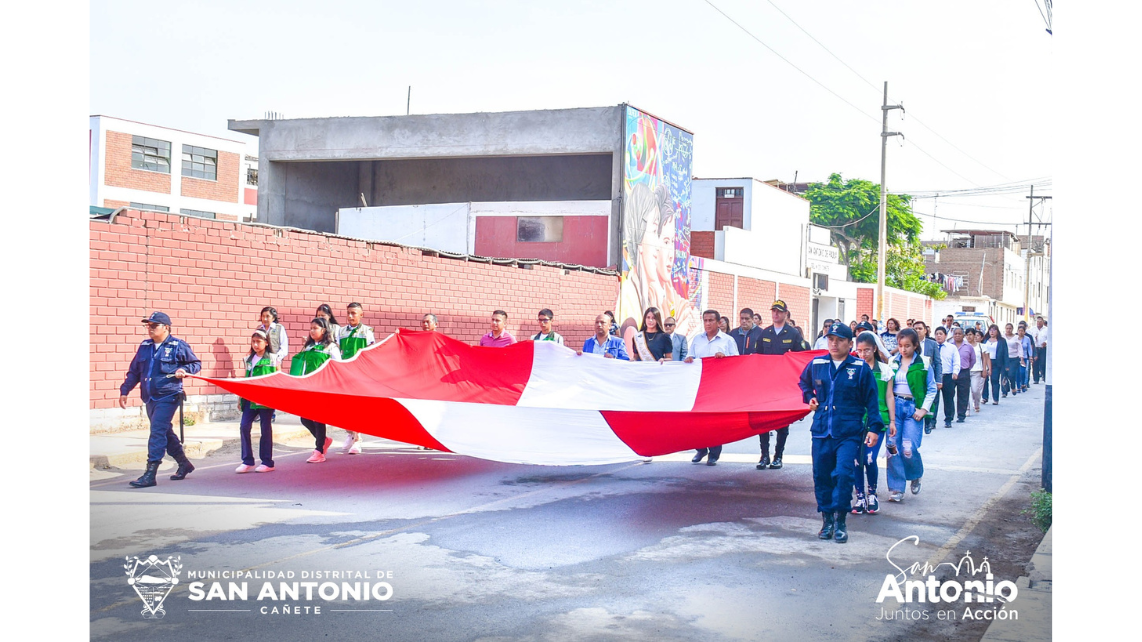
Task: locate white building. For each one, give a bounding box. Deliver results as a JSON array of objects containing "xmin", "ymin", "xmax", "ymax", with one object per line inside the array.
[{"xmin": 89, "ymin": 115, "xmax": 256, "ymax": 221}]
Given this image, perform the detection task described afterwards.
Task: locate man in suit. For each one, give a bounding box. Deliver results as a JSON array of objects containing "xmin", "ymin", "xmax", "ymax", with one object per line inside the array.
[{"xmin": 912, "ymin": 321, "xmax": 943, "ymax": 434}]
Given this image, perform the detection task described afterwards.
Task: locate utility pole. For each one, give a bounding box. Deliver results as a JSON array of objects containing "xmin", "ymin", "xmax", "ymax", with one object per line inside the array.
[
  {"xmin": 1024, "ymin": 187, "xmax": 1052, "ymax": 322},
  {"xmin": 876, "ymin": 82, "xmax": 904, "ymax": 322},
  {"xmin": 407, "ymin": 86, "xmax": 412, "ymax": 115}
]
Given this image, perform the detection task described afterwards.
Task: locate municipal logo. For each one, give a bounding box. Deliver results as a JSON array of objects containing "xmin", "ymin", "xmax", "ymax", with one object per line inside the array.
[{"xmin": 124, "ymin": 554, "xmax": 182, "ymax": 619}]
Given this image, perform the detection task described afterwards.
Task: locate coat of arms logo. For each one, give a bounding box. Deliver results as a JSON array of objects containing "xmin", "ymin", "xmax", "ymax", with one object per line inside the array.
[{"xmin": 124, "ymin": 554, "xmax": 182, "ymax": 619}]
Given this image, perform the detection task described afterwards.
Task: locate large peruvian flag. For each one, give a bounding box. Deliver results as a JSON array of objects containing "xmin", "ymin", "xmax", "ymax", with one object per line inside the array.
[{"xmin": 196, "ymin": 330, "xmax": 821, "ymax": 466}]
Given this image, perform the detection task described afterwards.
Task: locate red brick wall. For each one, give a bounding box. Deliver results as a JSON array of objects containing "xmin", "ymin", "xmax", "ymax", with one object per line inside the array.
[
  {"xmin": 90, "ymin": 210, "xmax": 620, "ymax": 410},
  {"xmin": 691, "ymin": 231, "xmax": 715, "ymax": 259},
  {"xmin": 781, "ymin": 284, "xmax": 812, "ymax": 330},
  {"xmin": 857, "ymin": 287, "xmax": 874, "ymax": 320},
  {"xmin": 181, "ymin": 150, "xmax": 240, "ymax": 203},
  {"xmin": 104, "ymin": 131, "xmax": 171, "ymax": 195},
  {"xmin": 736, "ymin": 277, "xmax": 775, "ymax": 316},
  {"xmin": 707, "ymin": 272, "xmax": 734, "ymax": 319},
  {"xmin": 103, "ymin": 200, "xmax": 128, "ymax": 209}
]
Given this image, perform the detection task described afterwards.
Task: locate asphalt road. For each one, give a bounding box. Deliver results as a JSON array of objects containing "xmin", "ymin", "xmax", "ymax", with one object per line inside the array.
[{"xmin": 90, "ymin": 383, "xmax": 1048, "ymax": 641}]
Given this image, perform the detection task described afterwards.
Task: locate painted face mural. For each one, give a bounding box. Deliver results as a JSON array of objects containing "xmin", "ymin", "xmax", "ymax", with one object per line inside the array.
[{"xmin": 619, "ymin": 106, "xmax": 695, "ymax": 344}]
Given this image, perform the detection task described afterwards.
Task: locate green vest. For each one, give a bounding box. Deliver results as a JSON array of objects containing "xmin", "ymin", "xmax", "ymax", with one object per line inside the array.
[
  {"xmin": 290, "ymin": 344, "xmax": 333, "ymax": 376},
  {"xmin": 339, "ymin": 325, "xmax": 368, "ymax": 359},
  {"xmin": 868, "ymin": 361, "xmax": 893, "ymax": 429},
  {"xmin": 896, "ymin": 355, "xmax": 934, "ymax": 412},
  {"xmin": 242, "ymin": 355, "xmax": 276, "ymax": 410}
]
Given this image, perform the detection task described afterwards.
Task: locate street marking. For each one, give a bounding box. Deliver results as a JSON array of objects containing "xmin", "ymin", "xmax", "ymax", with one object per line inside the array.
[
  {"xmin": 92, "ymin": 460, "xmax": 645, "ymax": 614},
  {"xmin": 925, "ymin": 447, "xmax": 1042, "ymax": 569}
]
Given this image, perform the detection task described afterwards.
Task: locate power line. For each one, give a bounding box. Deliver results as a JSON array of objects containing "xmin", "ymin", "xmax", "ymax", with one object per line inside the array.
[
  {"xmin": 700, "ymin": 0, "xmax": 879, "ymax": 125},
  {"xmin": 762, "ymin": 0, "xmax": 1015, "ymax": 182}
]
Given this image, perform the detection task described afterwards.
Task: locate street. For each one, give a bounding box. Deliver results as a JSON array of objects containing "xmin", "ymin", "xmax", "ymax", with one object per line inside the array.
[{"xmin": 91, "ymin": 384, "xmax": 1047, "ymax": 642}]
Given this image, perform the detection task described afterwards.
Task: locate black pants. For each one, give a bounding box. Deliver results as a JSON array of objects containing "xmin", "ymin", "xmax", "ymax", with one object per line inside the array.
[
  {"xmin": 954, "ymin": 373, "xmax": 971, "ymax": 420},
  {"xmin": 940, "ymin": 374, "xmax": 956, "ymax": 424},
  {"xmin": 694, "ymin": 445, "xmax": 722, "ymax": 461},
  {"xmin": 300, "ymin": 418, "xmax": 328, "ymax": 453},
  {"xmin": 1034, "ymin": 347, "xmax": 1046, "ymax": 382},
  {"xmin": 760, "ymin": 426, "xmax": 790, "ymax": 458}
]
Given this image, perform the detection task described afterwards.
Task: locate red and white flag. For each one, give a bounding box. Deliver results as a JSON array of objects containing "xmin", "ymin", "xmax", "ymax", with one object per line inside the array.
[{"xmin": 197, "ymin": 330, "xmax": 820, "ymax": 466}]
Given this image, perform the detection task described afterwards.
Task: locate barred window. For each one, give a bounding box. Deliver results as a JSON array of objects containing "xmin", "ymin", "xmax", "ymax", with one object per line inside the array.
[
  {"xmin": 181, "ymin": 145, "xmax": 217, "ymax": 181},
  {"xmin": 246, "ymin": 166, "xmax": 258, "ymax": 186},
  {"xmin": 129, "ymin": 202, "xmax": 169, "ymax": 212},
  {"xmin": 131, "ymin": 136, "xmax": 171, "ymax": 173},
  {"xmin": 180, "ymin": 208, "xmax": 216, "ymax": 220}
]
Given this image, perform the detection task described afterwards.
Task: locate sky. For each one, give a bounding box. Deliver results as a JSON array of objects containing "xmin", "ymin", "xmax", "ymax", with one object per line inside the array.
[{"xmin": 90, "ymin": 0, "xmax": 1054, "ymax": 240}]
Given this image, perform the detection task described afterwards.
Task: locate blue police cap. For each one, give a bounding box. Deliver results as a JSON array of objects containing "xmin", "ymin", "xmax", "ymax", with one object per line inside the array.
[
  {"xmin": 826, "ymin": 322, "xmax": 853, "ymax": 340},
  {"xmin": 856, "ymin": 321, "xmax": 875, "ymax": 332},
  {"xmin": 142, "ymin": 311, "xmax": 172, "ymax": 326}
]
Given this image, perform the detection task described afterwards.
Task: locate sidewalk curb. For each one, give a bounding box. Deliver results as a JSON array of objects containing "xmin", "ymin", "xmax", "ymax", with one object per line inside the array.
[
  {"xmin": 980, "ymin": 525, "xmax": 1052, "ymax": 642},
  {"xmin": 89, "ymin": 426, "xmax": 314, "ymax": 469}
]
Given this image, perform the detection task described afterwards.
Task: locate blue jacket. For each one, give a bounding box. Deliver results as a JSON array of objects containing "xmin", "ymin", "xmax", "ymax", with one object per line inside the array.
[
  {"xmin": 582, "ymin": 336, "xmax": 630, "ymax": 360},
  {"xmin": 798, "ymin": 353, "xmax": 884, "ymax": 440},
  {"xmin": 120, "ymin": 335, "xmax": 202, "ymax": 403}
]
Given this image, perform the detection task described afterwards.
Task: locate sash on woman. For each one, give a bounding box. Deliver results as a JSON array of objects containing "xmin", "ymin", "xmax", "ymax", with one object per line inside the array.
[{"xmin": 633, "ymin": 333, "xmax": 655, "ymax": 362}]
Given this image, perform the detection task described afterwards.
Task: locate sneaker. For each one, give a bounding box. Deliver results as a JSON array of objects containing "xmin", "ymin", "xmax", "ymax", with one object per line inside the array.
[
  {"xmin": 944, "ymin": 421, "xmax": 952, "ymax": 428},
  {"xmin": 866, "ymin": 494, "xmax": 880, "ymax": 514},
  {"xmin": 306, "ymin": 450, "xmax": 326, "ymax": 463},
  {"xmin": 992, "ymin": 401, "xmax": 999, "ymax": 405},
  {"xmin": 254, "ymin": 464, "xmax": 274, "ymax": 473},
  {"xmin": 852, "ymin": 497, "xmax": 866, "ymax": 514},
  {"xmin": 342, "ymin": 433, "xmax": 360, "ymax": 454},
  {"xmin": 888, "ymin": 492, "xmax": 904, "ymax": 503},
  {"xmin": 323, "ymin": 437, "xmax": 333, "ymax": 453},
  {"xmin": 235, "ymin": 464, "xmax": 255, "ymax": 474},
  {"xmin": 924, "ymin": 425, "xmax": 932, "ymax": 435},
  {"xmin": 348, "ymin": 440, "xmax": 363, "ymax": 455},
  {"xmin": 910, "ymin": 478, "xmax": 922, "ymax": 495}
]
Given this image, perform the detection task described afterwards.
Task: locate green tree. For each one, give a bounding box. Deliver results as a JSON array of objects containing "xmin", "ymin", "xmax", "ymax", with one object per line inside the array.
[{"xmin": 804, "ymin": 173, "xmax": 945, "ymax": 299}]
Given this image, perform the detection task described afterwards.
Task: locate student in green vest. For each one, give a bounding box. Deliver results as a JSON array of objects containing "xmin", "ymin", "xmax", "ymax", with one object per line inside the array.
[
  {"xmin": 236, "ymin": 330, "xmax": 278, "ymax": 473},
  {"xmin": 852, "ymin": 332, "xmax": 896, "ymax": 515},
  {"xmin": 291, "ymin": 317, "xmax": 342, "ymax": 463},
  {"xmin": 885, "ymin": 328, "xmax": 939, "ymax": 502},
  {"xmin": 335, "ymin": 302, "xmax": 375, "ymax": 454},
  {"xmin": 315, "ymin": 303, "xmax": 341, "ymax": 339}
]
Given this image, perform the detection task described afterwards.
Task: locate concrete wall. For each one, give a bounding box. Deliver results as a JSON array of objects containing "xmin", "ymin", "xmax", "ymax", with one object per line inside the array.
[
  {"xmin": 276, "ymin": 160, "xmax": 361, "ymax": 232},
  {"xmin": 692, "ymin": 177, "xmax": 809, "ymax": 277},
  {"xmin": 338, "ymin": 203, "xmax": 473, "ymax": 254}
]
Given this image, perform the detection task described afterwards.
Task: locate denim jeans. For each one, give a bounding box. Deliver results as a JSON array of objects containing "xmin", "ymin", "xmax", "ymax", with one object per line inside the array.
[
  {"xmin": 854, "ymin": 428, "xmax": 885, "ymax": 498},
  {"xmin": 1004, "ymin": 360, "xmax": 1021, "ymax": 395},
  {"xmin": 886, "ymin": 397, "xmax": 925, "ymax": 493},
  {"xmin": 240, "ymin": 407, "xmax": 274, "ymax": 467},
  {"xmin": 988, "ymin": 366, "xmax": 1004, "ymax": 403}
]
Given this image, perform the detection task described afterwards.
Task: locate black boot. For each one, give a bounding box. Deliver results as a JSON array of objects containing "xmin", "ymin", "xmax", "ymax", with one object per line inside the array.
[
  {"xmin": 757, "ymin": 453, "xmax": 771, "ymax": 470},
  {"xmin": 170, "ymin": 453, "xmax": 195, "ymax": 481},
  {"xmin": 130, "ymin": 461, "xmax": 160, "ymax": 488},
  {"xmin": 834, "ymin": 511, "xmax": 848, "ymax": 543},
  {"xmin": 817, "ymin": 512, "xmax": 835, "ymax": 540},
  {"xmin": 769, "ymin": 454, "xmax": 783, "ymax": 469}
]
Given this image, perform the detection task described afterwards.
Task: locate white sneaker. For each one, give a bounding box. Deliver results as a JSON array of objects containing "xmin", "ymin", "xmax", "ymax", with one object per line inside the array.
[
  {"xmin": 254, "ymin": 464, "xmax": 274, "ymax": 473},
  {"xmin": 347, "ymin": 440, "xmax": 363, "ymax": 455},
  {"xmin": 342, "ymin": 433, "xmax": 359, "ymax": 454},
  {"xmin": 888, "ymin": 491, "xmax": 904, "ymax": 502},
  {"xmin": 235, "ymin": 464, "xmax": 255, "ymax": 474},
  {"xmin": 306, "ymin": 450, "xmax": 326, "ymax": 463}
]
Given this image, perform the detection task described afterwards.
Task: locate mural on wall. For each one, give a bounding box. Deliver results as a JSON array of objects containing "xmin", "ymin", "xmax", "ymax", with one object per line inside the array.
[{"xmin": 618, "ymin": 105, "xmax": 697, "ymax": 342}]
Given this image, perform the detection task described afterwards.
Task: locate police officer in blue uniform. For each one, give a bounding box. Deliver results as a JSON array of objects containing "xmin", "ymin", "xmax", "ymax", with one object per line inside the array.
[
  {"xmin": 798, "ymin": 322, "xmax": 884, "ymax": 543},
  {"xmin": 756, "ymin": 300, "xmax": 807, "ymax": 469},
  {"xmin": 119, "ymin": 312, "xmax": 202, "ymax": 488}
]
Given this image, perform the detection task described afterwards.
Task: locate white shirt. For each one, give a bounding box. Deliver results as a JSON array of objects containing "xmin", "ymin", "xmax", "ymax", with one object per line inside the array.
[
  {"xmin": 531, "ymin": 331, "xmax": 565, "ymax": 345},
  {"xmin": 937, "ymin": 341, "xmax": 961, "ymax": 377},
  {"xmin": 337, "ymin": 323, "xmax": 376, "ymax": 345},
  {"xmin": 813, "ymin": 335, "xmax": 829, "ymax": 350},
  {"xmin": 688, "ymin": 331, "xmax": 740, "ymax": 359},
  {"xmin": 257, "ymin": 322, "xmax": 289, "ymax": 365},
  {"xmin": 1035, "ymin": 326, "xmax": 1049, "ymax": 348},
  {"xmin": 983, "ymin": 339, "xmax": 1000, "ymax": 360},
  {"xmin": 970, "ymin": 344, "xmax": 984, "ymax": 372}
]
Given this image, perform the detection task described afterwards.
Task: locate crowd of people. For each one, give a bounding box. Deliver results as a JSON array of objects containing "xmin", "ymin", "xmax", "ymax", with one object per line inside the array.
[{"xmin": 117, "ymin": 303, "xmax": 1047, "ymax": 545}]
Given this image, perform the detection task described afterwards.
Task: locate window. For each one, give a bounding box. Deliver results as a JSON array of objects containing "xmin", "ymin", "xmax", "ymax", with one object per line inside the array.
[
  {"xmin": 180, "ymin": 208, "xmax": 216, "ymax": 220},
  {"xmin": 517, "ymin": 217, "xmax": 563, "ymax": 243},
  {"xmin": 129, "ymin": 202, "xmax": 169, "ymax": 212},
  {"xmin": 182, "ymin": 145, "xmax": 218, "ymax": 181},
  {"xmin": 246, "ymin": 166, "xmax": 258, "ymax": 186},
  {"xmin": 131, "ymin": 136, "xmax": 171, "ymax": 173},
  {"xmin": 718, "ymin": 187, "xmax": 743, "ymax": 198}
]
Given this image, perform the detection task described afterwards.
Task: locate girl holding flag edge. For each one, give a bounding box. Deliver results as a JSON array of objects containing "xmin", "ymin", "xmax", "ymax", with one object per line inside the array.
[
  {"xmin": 236, "ymin": 330, "xmax": 278, "ymax": 473},
  {"xmin": 292, "ymin": 317, "xmax": 342, "ymax": 463}
]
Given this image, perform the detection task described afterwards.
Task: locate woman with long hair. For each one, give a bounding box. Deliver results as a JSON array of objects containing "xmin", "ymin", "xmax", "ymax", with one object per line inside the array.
[
  {"xmin": 290, "ymin": 317, "xmax": 342, "ymax": 463},
  {"xmin": 881, "ymin": 318, "xmax": 901, "ymax": 356},
  {"xmin": 852, "ymin": 332, "xmax": 895, "ymax": 515},
  {"xmin": 315, "ymin": 304, "xmax": 341, "ymax": 338},
  {"xmin": 236, "ymin": 330, "xmax": 278, "ymax": 474},
  {"xmin": 983, "ymin": 324, "xmax": 1007, "ymax": 405},
  {"xmin": 631, "ymin": 307, "xmax": 674, "ymax": 362},
  {"xmin": 718, "ymin": 316, "xmax": 731, "ymax": 334},
  {"xmin": 885, "ymin": 328, "xmax": 938, "ymax": 503}
]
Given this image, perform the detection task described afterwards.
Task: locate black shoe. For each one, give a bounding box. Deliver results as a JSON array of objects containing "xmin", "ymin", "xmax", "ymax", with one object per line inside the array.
[
  {"xmin": 769, "ymin": 457, "xmax": 783, "ymax": 469},
  {"xmin": 129, "ymin": 461, "xmax": 160, "ymax": 488},
  {"xmin": 817, "ymin": 512, "xmax": 835, "ymax": 540},
  {"xmin": 924, "ymin": 425, "xmax": 932, "ymax": 434},
  {"xmin": 756, "ymin": 454, "xmax": 770, "ymax": 470},
  {"xmin": 834, "ymin": 512, "xmax": 848, "ymax": 543},
  {"xmin": 944, "ymin": 421, "xmax": 952, "ymax": 428},
  {"xmin": 956, "ymin": 417, "xmax": 966, "ymax": 423},
  {"xmin": 706, "ymin": 457, "xmax": 718, "ymax": 466},
  {"xmin": 170, "ymin": 454, "xmax": 195, "ymax": 481},
  {"xmin": 691, "ymin": 452, "xmax": 706, "ymax": 463}
]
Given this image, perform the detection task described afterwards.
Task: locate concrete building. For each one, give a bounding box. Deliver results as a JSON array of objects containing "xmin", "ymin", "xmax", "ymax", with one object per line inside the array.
[
  {"xmin": 89, "ymin": 115, "xmax": 256, "ymax": 221},
  {"xmin": 228, "ymin": 106, "xmax": 626, "ymax": 267},
  {"xmin": 924, "ymin": 229, "xmax": 1050, "ymax": 327}
]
